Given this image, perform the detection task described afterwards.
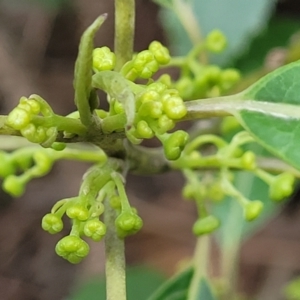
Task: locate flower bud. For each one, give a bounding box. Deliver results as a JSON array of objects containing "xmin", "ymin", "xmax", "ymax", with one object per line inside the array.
[
  {"xmin": 244, "ymin": 200, "xmax": 263, "ymax": 221},
  {"xmin": 205, "ymin": 30, "xmax": 227, "ymax": 53},
  {"xmin": 3, "ymin": 175, "xmax": 25, "ymax": 197},
  {"xmin": 66, "ymin": 204, "xmax": 89, "ymax": 221},
  {"xmin": 193, "ymin": 215, "xmax": 220, "ymax": 236},
  {"xmin": 93, "ymin": 47, "xmax": 116, "ymax": 71},
  {"xmin": 42, "ymin": 213, "xmax": 63, "ymax": 234},
  {"xmin": 55, "ymin": 235, "xmax": 89, "ymax": 264},
  {"xmin": 84, "ymin": 219, "xmax": 106, "ymax": 241}
]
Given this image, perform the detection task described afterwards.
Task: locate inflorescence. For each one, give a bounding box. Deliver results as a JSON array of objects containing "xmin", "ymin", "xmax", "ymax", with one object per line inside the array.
[{"xmin": 0, "ymin": 16, "xmax": 295, "ymax": 263}]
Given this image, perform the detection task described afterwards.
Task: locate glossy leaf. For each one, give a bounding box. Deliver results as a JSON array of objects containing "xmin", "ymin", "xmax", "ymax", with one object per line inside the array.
[{"xmin": 147, "ymin": 267, "xmax": 194, "ymax": 300}]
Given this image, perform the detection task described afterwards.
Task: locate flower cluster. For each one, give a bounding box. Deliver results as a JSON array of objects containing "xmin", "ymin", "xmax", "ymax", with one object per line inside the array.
[
  {"xmin": 121, "ymin": 41, "xmax": 171, "ymax": 81},
  {"xmin": 176, "ymin": 131, "xmax": 295, "ymax": 236},
  {"xmin": 126, "ymin": 82, "xmax": 189, "ymax": 160},
  {"xmin": 173, "ymin": 30, "xmax": 240, "ymax": 100},
  {"xmin": 41, "ymin": 162, "xmax": 143, "ymax": 263},
  {"xmin": 0, "ymin": 149, "xmax": 54, "ymax": 197},
  {"xmin": 6, "ymin": 95, "xmax": 58, "ymax": 147}
]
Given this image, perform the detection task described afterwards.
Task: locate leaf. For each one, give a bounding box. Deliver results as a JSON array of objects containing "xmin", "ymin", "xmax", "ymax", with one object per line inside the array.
[
  {"xmin": 147, "ymin": 267, "xmax": 194, "ymax": 300},
  {"xmin": 92, "ymin": 71, "xmax": 135, "ymax": 129},
  {"xmin": 235, "ymin": 60, "xmax": 300, "ymax": 171},
  {"xmin": 157, "ymin": 0, "xmax": 277, "ymax": 65},
  {"xmin": 67, "ymin": 266, "xmax": 166, "ymax": 300},
  {"xmin": 197, "ymin": 278, "xmax": 217, "ymax": 300},
  {"xmin": 74, "ymin": 14, "xmax": 107, "ymax": 127},
  {"xmin": 233, "ymin": 17, "xmax": 300, "ymax": 73}
]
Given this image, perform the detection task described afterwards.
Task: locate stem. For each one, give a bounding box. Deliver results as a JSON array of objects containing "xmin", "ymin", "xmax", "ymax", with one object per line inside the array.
[
  {"xmin": 33, "ymin": 115, "xmax": 87, "ymax": 136},
  {"xmin": 187, "ymin": 236, "xmax": 210, "ymax": 300},
  {"xmin": 114, "ymin": 0, "xmax": 135, "ymax": 71},
  {"xmin": 104, "ymin": 198, "xmax": 126, "ymax": 300},
  {"xmin": 173, "ymin": 0, "xmax": 207, "ymax": 64},
  {"xmin": 220, "ymin": 244, "xmax": 240, "ymax": 299}
]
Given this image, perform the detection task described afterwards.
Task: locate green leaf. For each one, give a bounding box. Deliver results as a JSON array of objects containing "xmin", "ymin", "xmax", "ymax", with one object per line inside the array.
[
  {"xmin": 157, "ymin": 0, "xmax": 277, "ymax": 65},
  {"xmin": 74, "ymin": 14, "xmax": 107, "ymax": 127},
  {"xmin": 233, "ymin": 17, "xmax": 300, "ymax": 73},
  {"xmin": 67, "ymin": 267, "xmax": 166, "ymax": 300},
  {"xmin": 92, "ymin": 71, "xmax": 135, "ymax": 129},
  {"xmin": 236, "ymin": 60, "xmax": 300, "ymax": 171},
  {"xmin": 147, "ymin": 267, "xmax": 194, "ymax": 300},
  {"xmin": 197, "ymin": 278, "xmax": 217, "ymax": 300}
]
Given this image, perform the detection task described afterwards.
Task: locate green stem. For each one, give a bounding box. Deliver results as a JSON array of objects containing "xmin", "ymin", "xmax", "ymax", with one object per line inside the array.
[
  {"xmin": 220, "ymin": 244, "xmax": 240, "ymax": 299},
  {"xmin": 104, "ymin": 198, "xmax": 126, "ymax": 300},
  {"xmin": 114, "ymin": 0, "xmax": 135, "ymax": 71},
  {"xmin": 33, "ymin": 115, "xmax": 87, "ymax": 136},
  {"xmin": 187, "ymin": 236, "xmax": 210, "ymax": 300}
]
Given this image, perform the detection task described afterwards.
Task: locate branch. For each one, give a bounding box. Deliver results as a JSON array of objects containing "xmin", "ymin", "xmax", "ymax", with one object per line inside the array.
[{"xmin": 114, "ymin": 0, "xmax": 135, "ymax": 70}]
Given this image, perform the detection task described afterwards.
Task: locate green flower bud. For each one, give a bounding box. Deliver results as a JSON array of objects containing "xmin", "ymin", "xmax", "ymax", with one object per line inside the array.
[
  {"xmin": 244, "ymin": 200, "xmax": 263, "ymax": 221},
  {"xmin": 175, "ymin": 77, "xmax": 195, "ymax": 100},
  {"xmin": 136, "ymin": 120, "xmax": 154, "ymax": 139},
  {"xmin": 220, "ymin": 116, "xmax": 241, "ymax": 134},
  {"xmin": 146, "ymin": 82, "xmax": 167, "ymax": 94},
  {"xmin": 207, "ymin": 182, "xmax": 224, "ymax": 202},
  {"xmin": 193, "ymin": 215, "xmax": 220, "ymax": 236},
  {"xmin": 148, "ymin": 41, "xmax": 171, "ymax": 65},
  {"xmin": 157, "ymin": 115, "xmax": 175, "ymax": 133},
  {"xmin": 241, "ymin": 151, "xmax": 256, "ymax": 170},
  {"xmin": 205, "ymin": 30, "xmax": 227, "ymax": 53},
  {"xmin": 83, "ymin": 219, "xmax": 106, "ymax": 241},
  {"xmin": 138, "ymin": 101, "xmax": 163, "ymax": 119},
  {"xmin": 204, "ymin": 65, "xmax": 221, "ymax": 85},
  {"xmin": 6, "ymin": 107, "xmax": 31, "ymax": 130},
  {"xmin": 21, "ymin": 124, "xmax": 47, "ymax": 143},
  {"xmin": 164, "ymin": 131, "xmax": 189, "ymax": 160},
  {"xmin": 93, "ymin": 46, "xmax": 116, "ymax": 71},
  {"xmin": 109, "ymin": 195, "xmax": 121, "ymax": 210},
  {"xmin": 26, "ymin": 99, "xmax": 41, "ymax": 115},
  {"xmin": 112, "ymin": 101, "xmax": 124, "ymax": 114},
  {"xmin": 0, "ymin": 152, "xmax": 16, "ymax": 178},
  {"xmin": 33, "ymin": 151, "xmax": 53, "ymax": 175},
  {"xmin": 134, "ymin": 50, "xmax": 159, "ymax": 78},
  {"xmin": 42, "ymin": 213, "xmax": 63, "ymax": 234},
  {"xmin": 157, "ymin": 74, "xmax": 172, "ymax": 88},
  {"xmin": 182, "ymin": 184, "xmax": 195, "ymax": 200},
  {"xmin": 51, "ymin": 142, "xmax": 66, "ymax": 151},
  {"xmin": 139, "ymin": 90, "xmax": 160, "ymax": 104},
  {"xmin": 3, "ymin": 175, "xmax": 25, "ymax": 197},
  {"xmin": 115, "ymin": 210, "xmax": 143, "ymax": 238},
  {"xmin": 269, "ymin": 172, "xmax": 295, "ymax": 202},
  {"xmin": 219, "ymin": 69, "xmax": 240, "ymax": 90},
  {"xmin": 162, "ymin": 96, "xmax": 187, "ymax": 119},
  {"xmin": 66, "ymin": 204, "xmax": 89, "ymax": 221},
  {"xmin": 55, "ymin": 235, "xmax": 90, "ymax": 264}
]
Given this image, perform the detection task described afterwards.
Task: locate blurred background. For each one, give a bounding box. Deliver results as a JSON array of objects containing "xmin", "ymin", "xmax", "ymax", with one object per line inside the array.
[{"xmin": 0, "ymin": 0, "xmax": 300, "ymax": 299}]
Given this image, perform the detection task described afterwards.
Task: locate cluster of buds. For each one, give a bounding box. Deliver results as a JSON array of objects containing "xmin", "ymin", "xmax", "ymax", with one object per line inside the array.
[
  {"xmin": 6, "ymin": 95, "xmax": 58, "ymax": 147},
  {"xmin": 41, "ymin": 162, "xmax": 143, "ymax": 263}
]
